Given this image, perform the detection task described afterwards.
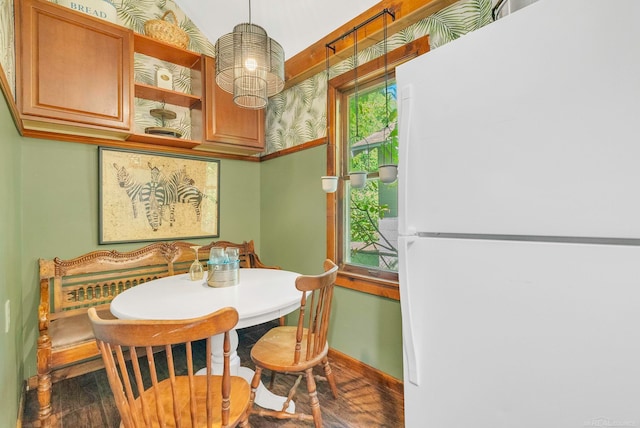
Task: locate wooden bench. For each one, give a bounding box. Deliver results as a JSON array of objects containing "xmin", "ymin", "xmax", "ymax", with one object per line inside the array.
[{"xmin": 36, "ymin": 239, "xmax": 277, "ymax": 426}]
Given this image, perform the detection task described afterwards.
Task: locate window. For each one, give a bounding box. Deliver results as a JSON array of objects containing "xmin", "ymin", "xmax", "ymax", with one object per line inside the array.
[
  {"xmin": 327, "ymin": 71, "xmax": 399, "ymax": 297},
  {"xmin": 343, "ymin": 77, "xmax": 398, "ymax": 275},
  {"xmin": 326, "ymin": 37, "xmax": 428, "ymax": 298}
]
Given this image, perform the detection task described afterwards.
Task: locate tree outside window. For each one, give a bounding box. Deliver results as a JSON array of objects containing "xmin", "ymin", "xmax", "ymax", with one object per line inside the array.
[{"xmin": 343, "ymin": 78, "xmax": 398, "ymax": 273}]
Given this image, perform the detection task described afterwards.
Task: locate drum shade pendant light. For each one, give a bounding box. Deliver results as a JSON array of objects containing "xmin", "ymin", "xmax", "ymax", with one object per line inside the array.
[{"xmin": 214, "ymin": 0, "xmax": 285, "ymax": 109}]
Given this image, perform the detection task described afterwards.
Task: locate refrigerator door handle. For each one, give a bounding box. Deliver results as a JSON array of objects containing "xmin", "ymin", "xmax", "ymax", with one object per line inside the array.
[
  {"xmin": 399, "ymin": 236, "xmax": 420, "ymax": 385},
  {"xmin": 398, "ymin": 85, "xmax": 413, "ymax": 236}
]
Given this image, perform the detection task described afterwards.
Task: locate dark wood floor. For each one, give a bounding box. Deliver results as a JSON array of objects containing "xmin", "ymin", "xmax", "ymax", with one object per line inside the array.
[{"xmin": 22, "ymin": 320, "xmax": 404, "ymax": 427}]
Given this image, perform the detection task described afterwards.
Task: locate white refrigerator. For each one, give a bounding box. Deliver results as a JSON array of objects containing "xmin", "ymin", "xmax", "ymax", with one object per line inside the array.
[{"xmin": 396, "ymin": 0, "xmax": 640, "ymax": 426}]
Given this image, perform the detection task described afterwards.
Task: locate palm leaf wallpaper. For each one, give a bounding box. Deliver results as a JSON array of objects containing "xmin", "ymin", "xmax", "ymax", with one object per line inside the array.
[
  {"xmin": 0, "ymin": 0, "xmax": 15, "ymax": 99},
  {"xmin": 0, "ymin": 0, "xmax": 498, "ymax": 153},
  {"xmin": 265, "ymin": 0, "xmax": 495, "ymax": 154}
]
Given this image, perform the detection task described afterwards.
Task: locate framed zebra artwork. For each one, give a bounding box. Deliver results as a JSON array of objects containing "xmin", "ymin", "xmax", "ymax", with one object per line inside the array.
[{"xmin": 99, "ymin": 147, "xmax": 220, "ymax": 244}]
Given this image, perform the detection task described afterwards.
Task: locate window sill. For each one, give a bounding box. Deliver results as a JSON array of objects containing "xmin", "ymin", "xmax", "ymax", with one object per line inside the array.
[{"xmin": 336, "ymin": 271, "xmax": 399, "ymax": 300}]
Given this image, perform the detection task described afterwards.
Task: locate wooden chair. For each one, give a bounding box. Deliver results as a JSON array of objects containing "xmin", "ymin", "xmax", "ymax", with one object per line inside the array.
[
  {"xmin": 248, "ymin": 259, "xmax": 339, "ymax": 427},
  {"xmin": 37, "ymin": 242, "xmax": 181, "ymax": 426},
  {"xmin": 88, "ymin": 307, "xmax": 251, "ymax": 428},
  {"xmin": 36, "ymin": 239, "xmax": 274, "ymax": 427}
]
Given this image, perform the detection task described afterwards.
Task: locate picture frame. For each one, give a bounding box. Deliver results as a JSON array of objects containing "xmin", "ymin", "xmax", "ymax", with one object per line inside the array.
[{"xmin": 99, "ymin": 147, "xmax": 220, "ymax": 244}]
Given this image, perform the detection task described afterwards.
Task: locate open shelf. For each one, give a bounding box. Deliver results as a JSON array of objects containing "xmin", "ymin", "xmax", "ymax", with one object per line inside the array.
[
  {"xmin": 134, "ymin": 83, "xmax": 201, "ymax": 108},
  {"xmin": 132, "ymin": 33, "xmax": 204, "ymax": 148},
  {"xmin": 134, "ymin": 33, "xmax": 201, "ymax": 69},
  {"xmin": 127, "ymin": 132, "xmax": 201, "ymax": 149}
]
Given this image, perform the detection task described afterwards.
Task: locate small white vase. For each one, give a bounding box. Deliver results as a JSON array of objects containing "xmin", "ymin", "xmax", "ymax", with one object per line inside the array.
[
  {"xmin": 321, "ymin": 176, "xmax": 338, "ymax": 193},
  {"xmin": 349, "ymin": 171, "xmax": 367, "ymax": 189},
  {"xmin": 379, "ymin": 164, "xmax": 398, "ymax": 183}
]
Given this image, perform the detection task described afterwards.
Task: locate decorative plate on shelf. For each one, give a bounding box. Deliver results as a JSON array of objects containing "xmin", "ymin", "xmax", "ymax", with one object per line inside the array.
[
  {"xmin": 145, "ymin": 107, "xmax": 181, "ymax": 138},
  {"xmin": 144, "ymin": 127, "xmax": 182, "ymax": 138}
]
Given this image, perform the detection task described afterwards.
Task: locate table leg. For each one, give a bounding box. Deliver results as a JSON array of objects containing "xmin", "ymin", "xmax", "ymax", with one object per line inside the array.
[{"xmin": 196, "ymin": 329, "xmax": 295, "ymax": 413}]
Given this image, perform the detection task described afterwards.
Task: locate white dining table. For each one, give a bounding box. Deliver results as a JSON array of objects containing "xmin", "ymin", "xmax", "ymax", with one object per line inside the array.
[{"xmin": 110, "ymin": 268, "xmax": 302, "ymax": 412}]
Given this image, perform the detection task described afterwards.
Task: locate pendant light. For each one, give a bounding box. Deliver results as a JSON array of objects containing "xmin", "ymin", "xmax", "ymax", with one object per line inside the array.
[
  {"xmin": 214, "ymin": 0, "xmax": 285, "ymax": 109},
  {"xmin": 378, "ymin": 12, "xmax": 398, "ymax": 184}
]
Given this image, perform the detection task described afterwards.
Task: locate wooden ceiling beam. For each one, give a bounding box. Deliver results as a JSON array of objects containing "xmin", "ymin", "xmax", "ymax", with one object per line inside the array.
[{"xmin": 283, "ymin": 0, "xmax": 459, "ymax": 89}]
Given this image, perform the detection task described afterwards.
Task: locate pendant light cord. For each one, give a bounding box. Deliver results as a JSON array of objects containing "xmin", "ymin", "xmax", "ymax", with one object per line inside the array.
[
  {"xmin": 383, "ymin": 11, "xmax": 390, "ymax": 166},
  {"xmin": 353, "ymin": 29, "xmax": 359, "ymax": 141},
  {"xmin": 352, "ymin": 29, "xmax": 370, "ymax": 172},
  {"xmin": 325, "ymin": 44, "xmax": 331, "ymax": 152},
  {"xmin": 324, "ymin": 8, "xmax": 396, "ymax": 176}
]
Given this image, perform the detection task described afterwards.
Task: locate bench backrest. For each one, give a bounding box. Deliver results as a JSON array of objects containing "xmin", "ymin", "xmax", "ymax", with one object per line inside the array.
[
  {"xmin": 171, "ymin": 240, "xmax": 273, "ymax": 274},
  {"xmin": 39, "ymin": 240, "xmax": 275, "ymax": 319}
]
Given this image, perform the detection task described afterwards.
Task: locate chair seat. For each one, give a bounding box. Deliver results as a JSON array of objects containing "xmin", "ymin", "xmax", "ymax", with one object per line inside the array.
[
  {"xmin": 251, "ymin": 326, "xmax": 329, "ymax": 372},
  {"xmin": 128, "ymin": 376, "xmax": 250, "ymax": 428},
  {"xmin": 50, "ymin": 309, "xmax": 115, "ymax": 349}
]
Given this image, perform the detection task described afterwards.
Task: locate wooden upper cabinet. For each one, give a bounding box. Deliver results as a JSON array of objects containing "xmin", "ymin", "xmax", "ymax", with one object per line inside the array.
[
  {"xmin": 16, "ymin": 0, "xmax": 132, "ymax": 139},
  {"xmin": 199, "ymin": 55, "xmax": 265, "ymax": 155}
]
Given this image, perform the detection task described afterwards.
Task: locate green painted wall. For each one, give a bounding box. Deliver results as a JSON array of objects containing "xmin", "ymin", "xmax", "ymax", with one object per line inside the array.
[
  {"xmin": 0, "ymin": 1, "xmax": 504, "ymax": 425},
  {"xmin": 1, "ymin": 91, "xmax": 403, "ymax": 428},
  {"xmin": 19, "ymin": 138, "xmax": 261, "ymax": 380},
  {"xmin": 259, "ymin": 147, "xmax": 327, "ymax": 273},
  {"xmin": 0, "ymin": 95, "xmax": 24, "ymax": 427},
  {"xmin": 330, "ymin": 288, "xmax": 403, "ymax": 378},
  {"xmin": 259, "ymin": 146, "xmax": 403, "ymax": 379}
]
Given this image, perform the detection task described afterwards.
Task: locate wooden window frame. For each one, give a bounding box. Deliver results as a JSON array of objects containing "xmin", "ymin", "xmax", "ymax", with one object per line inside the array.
[{"xmin": 326, "ymin": 36, "xmax": 430, "ymax": 300}]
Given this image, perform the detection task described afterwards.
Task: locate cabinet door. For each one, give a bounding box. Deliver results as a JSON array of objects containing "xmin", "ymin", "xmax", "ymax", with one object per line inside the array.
[
  {"xmin": 17, "ymin": 0, "xmax": 132, "ymax": 132},
  {"xmin": 203, "ymin": 56, "xmax": 265, "ymax": 154}
]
